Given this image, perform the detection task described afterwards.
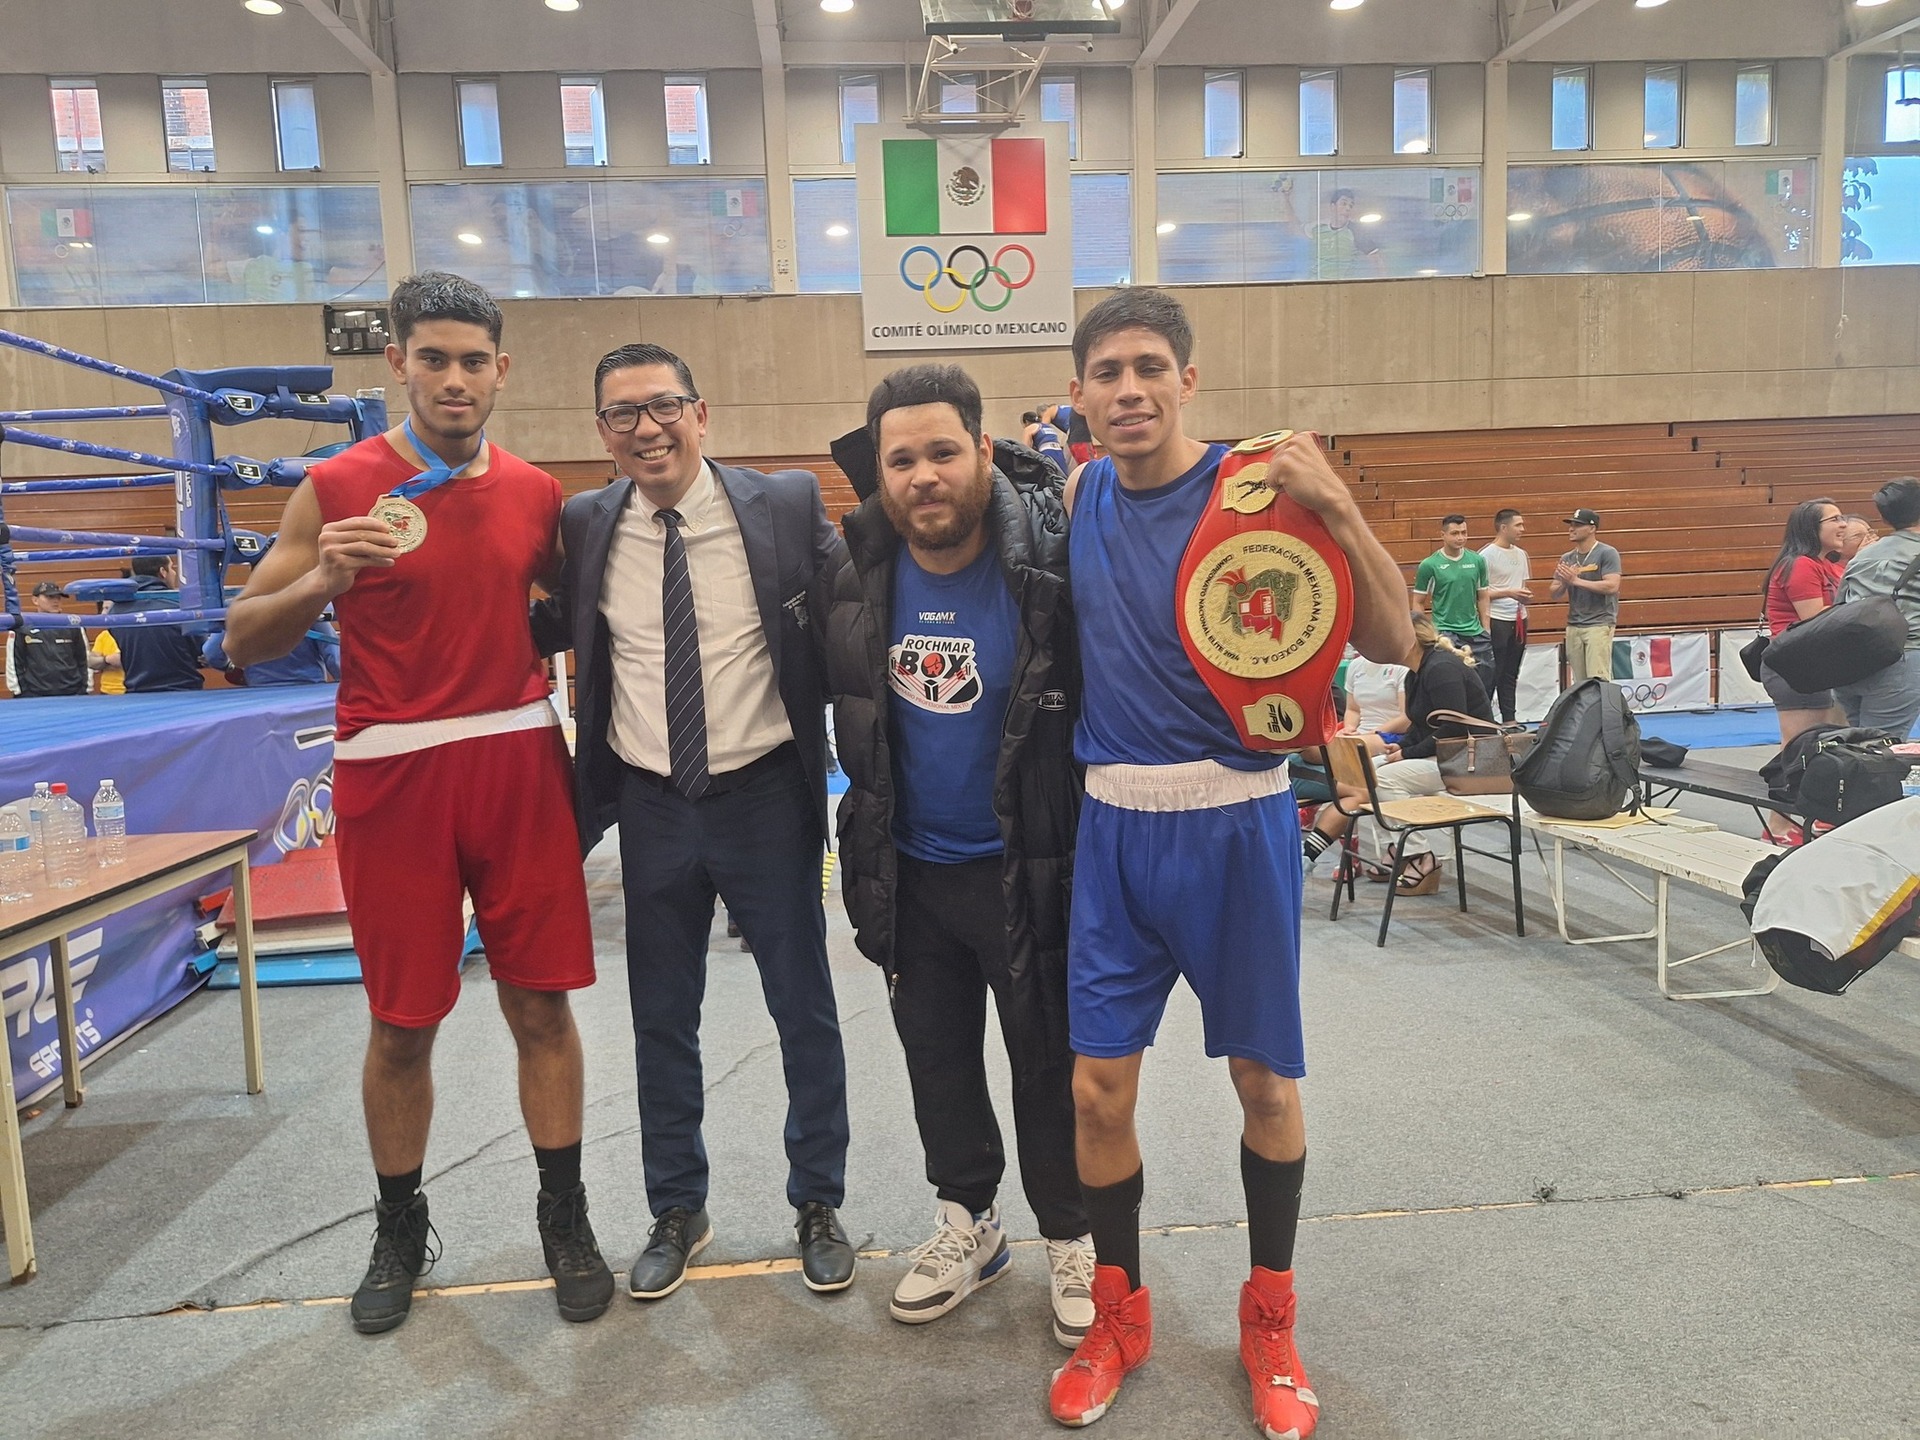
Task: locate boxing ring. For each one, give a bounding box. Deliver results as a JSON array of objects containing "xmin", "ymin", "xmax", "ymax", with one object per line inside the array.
[{"xmin": 0, "ymin": 330, "xmax": 383, "ymax": 1103}]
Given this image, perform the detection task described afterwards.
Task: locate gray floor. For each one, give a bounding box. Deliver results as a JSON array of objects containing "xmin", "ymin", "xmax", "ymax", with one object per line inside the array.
[{"xmin": 5, "ymin": 749, "xmax": 1920, "ymax": 1439}]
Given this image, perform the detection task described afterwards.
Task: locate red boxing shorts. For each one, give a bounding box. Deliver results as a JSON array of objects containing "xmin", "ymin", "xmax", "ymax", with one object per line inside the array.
[{"xmin": 333, "ymin": 724, "xmax": 595, "ymax": 1027}]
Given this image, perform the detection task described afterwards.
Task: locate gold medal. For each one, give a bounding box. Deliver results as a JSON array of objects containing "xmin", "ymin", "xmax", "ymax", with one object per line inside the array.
[{"xmin": 369, "ymin": 494, "xmax": 428, "ymax": 554}]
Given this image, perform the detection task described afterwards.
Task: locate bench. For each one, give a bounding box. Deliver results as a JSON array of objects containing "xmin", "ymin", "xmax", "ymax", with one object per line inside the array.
[{"xmin": 1639, "ymin": 758, "xmax": 1804, "ymax": 835}]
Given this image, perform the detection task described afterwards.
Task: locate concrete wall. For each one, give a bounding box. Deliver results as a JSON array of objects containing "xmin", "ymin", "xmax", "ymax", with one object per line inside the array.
[{"xmin": 4, "ymin": 266, "xmax": 1917, "ymax": 472}]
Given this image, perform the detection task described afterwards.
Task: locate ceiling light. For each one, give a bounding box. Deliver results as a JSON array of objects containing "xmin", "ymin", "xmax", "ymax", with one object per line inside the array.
[
  {"xmin": 1633, "ymin": 0, "xmax": 1668, "ymax": 7},
  {"xmin": 457, "ymin": 231, "xmax": 483, "ymax": 245},
  {"xmin": 646, "ymin": 232, "xmax": 671, "ymax": 245},
  {"xmin": 255, "ymin": 224, "xmax": 275, "ymax": 235},
  {"xmin": 1508, "ymin": 211, "xmax": 1533, "ymax": 222},
  {"xmin": 545, "ymin": 0, "xmax": 581, "ymax": 11},
  {"xmin": 244, "ymin": 0, "xmax": 283, "ymax": 13},
  {"xmin": 1417, "ymin": 268, "xmax": 1438, "ymax": 275},
  {"xmin": 1330, "ymin": 0, "xmax": 1364, "ymax": 9},
  {"xmin": 1155, "ymin": 221, "xmax": 1176, "ymax": 234},
  {"xmin": 821, "ymin": 0, "xmax": 853, "ymax": 11},
  {"xmin": 825, "ymin": 223, "xmax": 850, "ymax": 237},
  {"xmin": 1357, "ymin": 212, "xmax": 1382, "ymax": 224},
  {"xmin": 1857, "ymin": 0, "xmax": 1894, "ymax": 7}
]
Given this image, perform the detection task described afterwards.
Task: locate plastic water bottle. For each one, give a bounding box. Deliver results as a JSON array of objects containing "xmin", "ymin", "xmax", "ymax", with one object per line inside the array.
[
  {"xmin": 1904, "ymin": 765, "xmax": 1920, "ymax": 803},
  {"xmin": 44, "ymin": 783, "xmax": 88, "ymax": 889},
  {"xmin": 0, "ymin": 808, "xmax": 33, "ymax": 904},
  {"xmin": 92, "ymin": 779, "xmax": 127, "ymax": 866},
  {"xmin": 26, "ymin": 783, "xmax": 52, "ymax": 878}
]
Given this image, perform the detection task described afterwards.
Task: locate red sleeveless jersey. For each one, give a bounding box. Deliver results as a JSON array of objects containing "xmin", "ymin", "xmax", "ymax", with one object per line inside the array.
[{"xmin": 310, "ymin": 434, "xmax": 559, "ymax": 739}]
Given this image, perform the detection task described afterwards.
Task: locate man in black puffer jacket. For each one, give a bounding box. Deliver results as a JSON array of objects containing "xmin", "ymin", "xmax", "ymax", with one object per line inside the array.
[{"xmin": 822, "ymin": 363, "xmax": 1091, "ymax": 1350}]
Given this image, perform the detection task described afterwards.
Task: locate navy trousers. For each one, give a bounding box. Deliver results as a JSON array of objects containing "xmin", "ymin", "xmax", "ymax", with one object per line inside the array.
[{"xmin": 616, "ymin": 745, "xmax": 849, "ymax": 1216}]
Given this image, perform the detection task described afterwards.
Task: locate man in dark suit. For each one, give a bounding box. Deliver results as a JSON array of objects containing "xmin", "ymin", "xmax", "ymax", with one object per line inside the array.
[{"xmin": 536, "ymin": 342, "xmax": 855, "ymax": 1300}]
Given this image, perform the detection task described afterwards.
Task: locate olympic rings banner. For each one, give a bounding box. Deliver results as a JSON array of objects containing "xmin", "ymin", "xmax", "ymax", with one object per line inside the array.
[
  {"xmin": 1610, "ymin": 632, "xmax": 1712, "ymax": 714},
  {"xmin": 855, "ymin": 123, "xmax": 1075, "ymax": 354}
]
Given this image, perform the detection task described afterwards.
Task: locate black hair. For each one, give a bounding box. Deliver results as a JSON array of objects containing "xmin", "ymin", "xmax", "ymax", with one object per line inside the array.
[
  {"xmin": 1329, "ymin": 188, "xmax": 1357, "ymax": 204},
  {"xmin": 866, "ymin": 364, "xmax": 984, "ymax": 449},
  {"xmin": 1071, "ymin": 287, "xmax": 1194, "ymax": 379},
  {"xmin": 1440, "ymin": 513, "xmax": 1467, "ymax": 530},
  {"xmin": 1493, "ymin": 507, "xmax": 1522, "ymax": 529},
  {"xmin": 1762, "ymin": 496, "xmax": 1839, "ymax": 594},
  {"xmin": 1873, "ymin": 475, "xmax": 1920, "ymax": 531},
  {"xmin": 131, "ymin": 555, "xmax": 170, "ymax": 578},
  {"xmin": 594, "ymin": 343, "xmax": 698, "ymax": 407},
  {"xmin": 1021, "ymin": 410, "xmax": 1041, "ymax": 426},
  {"xmin": 388, "ymin": 271, "xmax": 503, "ymax": 347}
]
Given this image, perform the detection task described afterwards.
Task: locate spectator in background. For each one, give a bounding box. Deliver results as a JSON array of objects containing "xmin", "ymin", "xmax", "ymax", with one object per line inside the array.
[
  {"xmin": 202, "ymin": 620, "xmax": 340, "ymax": 686},
  {"xmin": 1833, "ymin": 476, "xmax": 1920, "ymax": 741},
  {"xmin": 1479, "ymin": 509, "xmax": 1531, "ymax": 724},
  {"xmin": 114, "ymin": 555, "xmax": 207, "ymax": 693},
  {"xmin": 1552, "ymin": 508, "xmax": 1622, "ymax": 685},
  {"xmin": 5, "ymin": 582, "xmax": 98, "ymax": 698},
  {"xmin": 1757, "ymin": 497, "xmax": 1847, "ymax": 844},
  {"xmin": 1022, "ymin": 408, "xmax": 1070, "ymax": 477},
  {"xmin": 92, "ymin": 625, "xmax": 125, "ymax": 695},
  {"xmin": 1839, "ymin": 515, "xmax": 1876, "ymax": 564},
  {"xmin": 1414, "ymin": 514, "xmax": 1493, "ymax": 672}
]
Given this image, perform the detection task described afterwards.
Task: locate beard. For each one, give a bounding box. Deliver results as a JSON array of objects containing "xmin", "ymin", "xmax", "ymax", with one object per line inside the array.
[{"xmin": 880, "ymin": 457, "xmax": 993, "ymax": 552}]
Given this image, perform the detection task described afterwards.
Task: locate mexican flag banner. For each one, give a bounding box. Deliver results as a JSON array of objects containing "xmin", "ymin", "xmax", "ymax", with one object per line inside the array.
[
  {"xmin": 1610, "ymin": 632, "xmax": 1711, "ymax": 712},
  {"xmin": 882, "ymin": 136, "xmax": 1048, "ymax": 236}
]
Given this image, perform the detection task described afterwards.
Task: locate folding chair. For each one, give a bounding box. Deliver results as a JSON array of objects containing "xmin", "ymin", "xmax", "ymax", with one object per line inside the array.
[{"xmin": 1322, "ymin": 736, "xmax": 1526, "ymax": 948}]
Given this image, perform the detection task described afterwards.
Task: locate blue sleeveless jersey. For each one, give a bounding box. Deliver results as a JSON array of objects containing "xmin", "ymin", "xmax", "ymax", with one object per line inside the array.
[{"xmin": 1070, "ymin": 445, "xmax": 1285, "ymax": 772}]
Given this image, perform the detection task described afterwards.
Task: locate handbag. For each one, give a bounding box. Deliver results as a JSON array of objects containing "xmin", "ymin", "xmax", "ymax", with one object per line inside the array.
[
  {"xmin": 1763, "ymin": 550, "xmax": 1920, "ymax": 693},
  {"xmin": 1429, "ymin": 709, "xmax": 1536, "ymax": 795}
]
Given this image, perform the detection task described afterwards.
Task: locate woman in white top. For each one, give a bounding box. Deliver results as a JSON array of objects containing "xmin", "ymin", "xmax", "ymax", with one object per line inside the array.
[{"xmin": 1343, "ymin": 654, "xmax": 1410, "ymax": 750}]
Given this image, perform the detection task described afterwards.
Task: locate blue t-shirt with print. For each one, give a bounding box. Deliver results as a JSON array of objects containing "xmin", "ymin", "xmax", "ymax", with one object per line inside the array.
[{"xmin": 889, "ymin": 544, "xmax": 1020, "ymax": 863}]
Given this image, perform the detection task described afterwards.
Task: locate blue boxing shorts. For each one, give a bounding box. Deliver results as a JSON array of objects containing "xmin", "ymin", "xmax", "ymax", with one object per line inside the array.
[{"xmin": 1068, "ymin": 759, "xmax": 1305, "ymax": 1078}]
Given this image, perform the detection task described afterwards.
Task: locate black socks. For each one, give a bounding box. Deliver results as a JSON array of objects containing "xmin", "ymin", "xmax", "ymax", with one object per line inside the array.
[
  {"xmin": 376, "ymin": 1165, "xmax": 422, "ymax": 1208},
  {"xmin": 534, "ymin": 1140, "xmax": 583, "ymax": 1197},
  {"xmin": 1241, "ymin": 1143, "xmax": 1305, "ymax": 1274},
  {"xmin": 1081, "ymin": 1168, "xmax": 1145, "ymax": 1290},
  {"xmin": 1302, "ymin": 831, "xmax": 1336, "ymax": 864}
]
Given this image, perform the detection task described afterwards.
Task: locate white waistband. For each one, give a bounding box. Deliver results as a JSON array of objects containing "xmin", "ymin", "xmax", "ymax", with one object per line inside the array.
[
  {"xmin": 1085, "ymin": 758, "xmax": 1291, "ymax": 813},
  {"xmin": 334, "ymin": 698, "xmax": 559, "ymax": 761}
]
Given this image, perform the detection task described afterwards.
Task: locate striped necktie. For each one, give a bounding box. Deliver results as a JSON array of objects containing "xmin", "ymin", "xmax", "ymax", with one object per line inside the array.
[{"xmin": 658, "ymin": 508, "xmax": 710, "ymax": 800}]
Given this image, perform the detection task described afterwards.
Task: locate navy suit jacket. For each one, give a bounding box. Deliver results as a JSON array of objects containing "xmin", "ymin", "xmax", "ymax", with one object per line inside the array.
[{"xmin": 534, "ymin": 462, "xmax": 844, "ymax": 855}]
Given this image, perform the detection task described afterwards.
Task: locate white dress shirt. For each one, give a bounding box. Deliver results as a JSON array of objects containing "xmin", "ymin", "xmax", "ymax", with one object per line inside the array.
[{"xmin": 601, "ymin": 461, "xmax": 794, "ymax": 776}]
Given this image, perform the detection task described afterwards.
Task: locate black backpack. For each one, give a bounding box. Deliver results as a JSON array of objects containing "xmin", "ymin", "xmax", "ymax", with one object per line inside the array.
[
  {"xmin": 1511, "ymin": 678, "xmax": 1643, "ymax": 821},
  {"xmin": 1741, "ymin": 849, "xmax": 1919, "ymax": 995},
  {"xmin": 1799, "ymin": 732, "xmax": 1910, "ymax": 828},
  {"xmin": 1759, "ymin": 723, "xmax": 1853, "ymax": 807}
]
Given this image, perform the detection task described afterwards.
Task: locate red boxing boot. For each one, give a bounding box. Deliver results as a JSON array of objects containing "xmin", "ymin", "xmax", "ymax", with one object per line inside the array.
[
  {"xmin": 1048, "ymin": 1264, "xmax": 1152, "ymax": 1428},
  {"xmin": 1239, "ymin": 1266, "xmax": 1319, "ymax": 1440}
]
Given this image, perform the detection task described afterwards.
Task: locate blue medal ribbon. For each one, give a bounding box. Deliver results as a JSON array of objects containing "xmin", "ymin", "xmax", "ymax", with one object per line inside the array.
[{"xmin": 392, "ymin": 415, "xmax": 483, "ymax": 500}]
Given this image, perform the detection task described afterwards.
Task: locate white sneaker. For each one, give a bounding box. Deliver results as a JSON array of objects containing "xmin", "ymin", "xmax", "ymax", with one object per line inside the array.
[
  {"xmin": 889, "ymin": 1200, "xmax": 1009, "ymax": 1324},
  {"xmin": 1044, "ymin": 1234, "xmax": 1097, "ymax": 1349}
]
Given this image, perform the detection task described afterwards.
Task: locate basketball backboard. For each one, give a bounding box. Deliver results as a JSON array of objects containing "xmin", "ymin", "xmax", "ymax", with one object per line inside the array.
[{"xmin": 919, "ymin": 0, "xmax": 1121, "ymax": 40}]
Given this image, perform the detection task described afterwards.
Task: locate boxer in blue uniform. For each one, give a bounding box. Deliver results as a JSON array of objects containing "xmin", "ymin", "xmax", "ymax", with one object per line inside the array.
[{"xmin": 1045, "ymin": 289, "xmax": 1413, "ymax": 1437}]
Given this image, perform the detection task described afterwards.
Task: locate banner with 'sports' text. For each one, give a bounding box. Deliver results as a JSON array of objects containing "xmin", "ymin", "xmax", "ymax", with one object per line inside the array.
[{"xmin": 856, "ymin": 123, "xmax": 1074, "ymax": 353}]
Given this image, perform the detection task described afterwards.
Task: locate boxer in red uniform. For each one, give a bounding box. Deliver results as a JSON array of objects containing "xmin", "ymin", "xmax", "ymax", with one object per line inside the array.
[{"xmin": 224, "ymin": 272, "xmax": 611, "ymax": 1334}]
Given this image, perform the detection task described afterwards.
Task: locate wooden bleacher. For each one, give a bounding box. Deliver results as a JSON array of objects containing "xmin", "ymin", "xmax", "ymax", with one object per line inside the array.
[{"xmin": 6, "ymin": 415, "xmax": 1914, "ymax": 645}]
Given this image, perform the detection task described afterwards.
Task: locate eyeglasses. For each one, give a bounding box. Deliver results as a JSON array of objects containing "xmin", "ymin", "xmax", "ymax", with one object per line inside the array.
[{"xmin": 596, "ymin": 394, "xmax": 697, "ymax": 432}]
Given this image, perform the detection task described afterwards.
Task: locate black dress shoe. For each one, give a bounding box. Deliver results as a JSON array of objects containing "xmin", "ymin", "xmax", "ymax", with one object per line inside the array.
[
  {"xmin": 350, "ymin": 1191, "xmax": 440, "ymax": 1335},
  {"xmin": 795, "ymin": 1201, "xmax": 855, "ymax": 1293},
  {"xmin": 628, "ymin": 1206, "xmax": 712, "ymax": 1300},
  {"xmin": 537, "ymin": 1183, "xmax": 615, "ymax": 1323}
]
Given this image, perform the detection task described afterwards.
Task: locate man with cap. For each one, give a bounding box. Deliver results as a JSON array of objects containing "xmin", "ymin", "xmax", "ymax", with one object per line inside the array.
[
  {"xmin": 5, "ymin": 583, "xmax": 99, "ymax": 698},
  {"xmin": 1551, "ymin": 508, "xmax": 1622, "ymax": 685}
]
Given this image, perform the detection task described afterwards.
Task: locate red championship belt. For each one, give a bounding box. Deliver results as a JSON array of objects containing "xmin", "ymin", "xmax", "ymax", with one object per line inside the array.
[{"xmin": 1176, "ymin": 431, "xmax": 1354, "ymax": 751}]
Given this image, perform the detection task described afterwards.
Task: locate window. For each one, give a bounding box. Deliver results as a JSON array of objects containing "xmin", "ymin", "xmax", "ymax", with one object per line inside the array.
[
  {"xmin": 665, "ymin": 76, "xmax": 711, "ymax": 165},
  {"xmin": 1204, "ymin": 70, "xmax": 1244, "ymax": 159},
  {"xmin": 838, "ymin": 74, "xmax": 879, "ymax": 164},
  {"xmin": 458, "ymin": 80, "xmax": 503, "ymax": 167},
  {"xmin": 1300, "ymin": 70, "xmax": 1338, "ymax": 157},
  {"xmin": 1551, "ymin": 67, "xmax": 1591, "ymax": 151},
  {"xmin": 1393, "ymin": 69, "xmax": 1432, "ymax": 155},
  {"xmin": 940, "ymin": 73, "xmax": 980, "ymax": 115},
  {"xmin": 50, "ymin": 80, "xmax": 105, "ymax": 173},
  {"xmin": 1644, "ymin": 64, "xmax": 1683, "ymax": 150},
  {"xmin": 272, "ymin": 81, "xmax": 322, "ymax": 171},
  {"xmin": 1734, "ymin": 65, "xmax": 1772, "ymax": 148},
  {"xmin": 1070, "ymin": 172, "xmax": 1131, "ymax": 286},
  {"xmin": 162, "ymin": 79, "xmax": 215, "ymax": 172},
  {"xmin": 794, "ymin": 177, "xmax": 859, "ymax": 293},
  {"xmin": 1886, "ymin": 67, "xmax": 1920, "ymax": 145},
  {"xmin": 561, "ymin": 78, "xmax": 607, "ymax": 166},
  {"xmin": 1040, "ymin": 74, "xmax": 1079, "ymax": 160}
]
